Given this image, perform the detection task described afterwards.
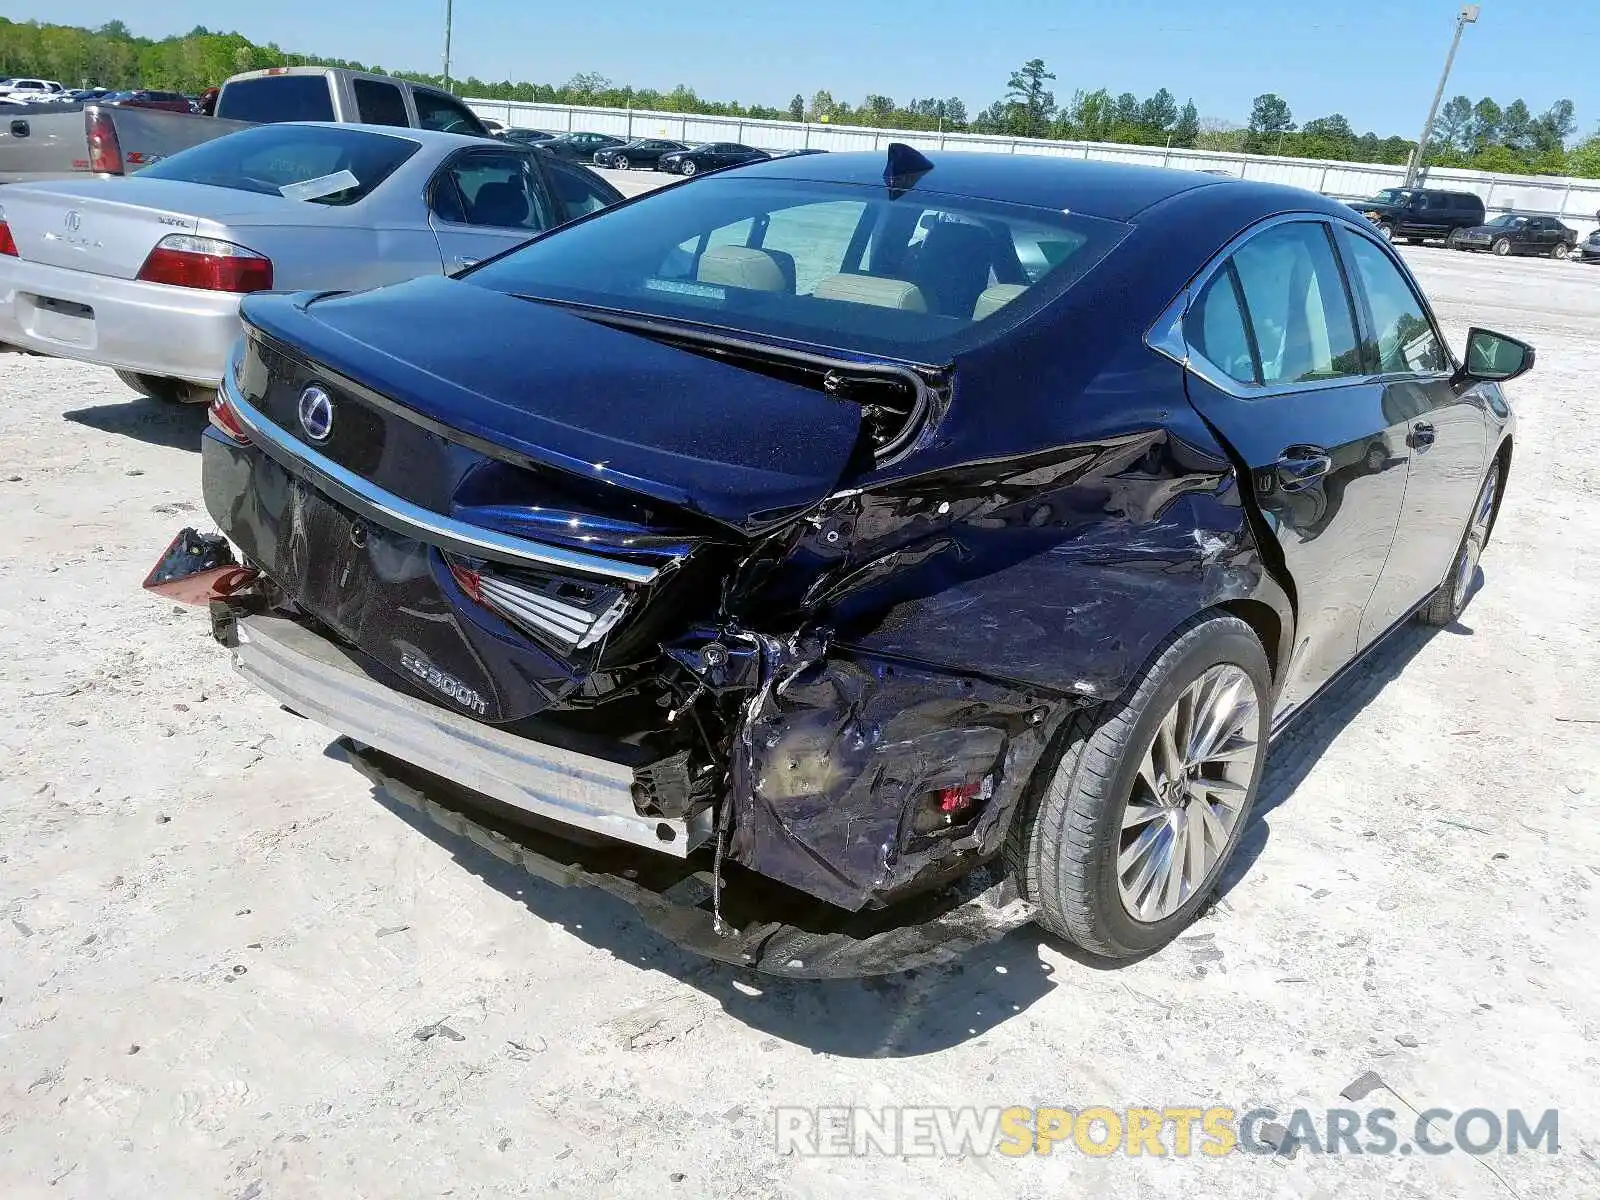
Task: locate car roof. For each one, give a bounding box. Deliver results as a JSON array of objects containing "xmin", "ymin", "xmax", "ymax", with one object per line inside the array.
[{"xmin": 727, "ymin": 150, "xmax": 1354, "ymax": 224}]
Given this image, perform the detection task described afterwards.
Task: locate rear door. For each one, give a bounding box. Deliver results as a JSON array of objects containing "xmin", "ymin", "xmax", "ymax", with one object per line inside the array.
[
  {"xmin": 1172, "ymin": 217, "xmax": 1412, "ymax": 717},
  {"xmin": 427, "ymin": 147, "xmax": 557, "ymax": 272},
  {"xmin": 1335, "ymin": 224, "xmax": 1487, "ymax": 641}
]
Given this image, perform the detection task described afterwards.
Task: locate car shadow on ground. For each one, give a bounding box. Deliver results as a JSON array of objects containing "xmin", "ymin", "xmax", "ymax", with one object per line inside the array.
[
  {"xmin": 351, "ymin": 582, "xmax": 1483, "ymax": 1057},
  {"xmin": 1217, "ymin": 591, "xmax": 1478, "ymax": 898},
  {"xmin": 62, "ymin": 395, "xmax": 209, "ymax": 451}
]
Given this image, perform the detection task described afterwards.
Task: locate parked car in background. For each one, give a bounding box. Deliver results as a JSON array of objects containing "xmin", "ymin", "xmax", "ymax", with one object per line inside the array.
[
  {"xmin": 657, "ymin": 141, "xmax": 770, "ymax": 176},
  {"xmin": 0, "ymin": 122, "xmax": 621, "ymax": 402},
  {"xmin": 1449, "ymin": 214, "xmax": 1580, "ymax": 259},
  {"xmin": 1576, "ymin": 229, "xmax": 1600, "ymax": 263},
  {"xmin": 0, "ymin": 78, "xmax": 67, "ymax": 100},
  {"xmin": 771, "ymin": 147, "xmax": 829, "ymax": 158},
  {"xmin": 1351, "ymin": 187, "xmax": 1486, "ymax": 243},
  {"xmin": 103, "ymin": 90, "xmax": 195, "ymax": 113},
  {"xmin": 0, "ymin": 66, "xmax": 491, "ymax": 185},
  {"xmin": 175, "ymin": 151, "xmax": 1528, "ymax": 974},
  {"xmin": 500, "ymin": 127, "xmax": 558, "ymax": 145},
  {"xmin": 536, "ymin": 131, "xmax": 628, "ymax": 161},
  {"xmin": 68, "ymin": 87, "xmax": 111, "ymax": 102},
  {"xmin": 592, "ymin": 138, "xmax": 686, "ymax": 170}
]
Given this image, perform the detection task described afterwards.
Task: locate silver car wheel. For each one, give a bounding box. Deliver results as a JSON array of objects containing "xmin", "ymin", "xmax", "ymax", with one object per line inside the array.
[
  {"xmin": 1117, "ymin": 664, "xmax": 1261, "ymax": 922},
  {"xmin": 681, "ymin": 160, "xmax": 697, "ymax": 176},
  {"xmin": 1451, "ymin": 464, "xmax": 1500, "ymax": 613}
]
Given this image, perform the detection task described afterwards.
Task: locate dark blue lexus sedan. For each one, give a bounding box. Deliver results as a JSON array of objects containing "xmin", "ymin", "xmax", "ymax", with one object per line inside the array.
[{"xmin": 170, "ymin": 148, "xmax": 1532, "ymax": 975}]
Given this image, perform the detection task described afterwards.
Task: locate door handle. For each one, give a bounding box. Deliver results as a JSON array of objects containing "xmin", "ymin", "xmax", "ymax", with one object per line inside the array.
[
  {"xmin": 1409, "ymin": 421, "xmax": 1436, "ymax": 449},
  {"xmin": 1274, "ymin": 447, "xmax": 1333, "ymax": 492}
]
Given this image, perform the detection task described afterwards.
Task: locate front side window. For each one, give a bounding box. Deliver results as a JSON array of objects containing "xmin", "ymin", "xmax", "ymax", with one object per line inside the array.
[
  {"xmin": 137, "ymin": 124, "xmax": 419, "ymax": 205},
  {"xmin": 1228, "ymin": 222, "xmax": 1362, "ymax": 385},
  {"xmin": 432, "ymin": 152, "xmax": 553, "ymax": 230},
  {"xmin": 1339, "ymin": 230, "xmax": 1448, "ymax": 375},
  {"xmin": 541, "ymin": 158, "xmax": 619, "ymax": 218},
  {"xmin": 466, "ymin": 177, "xmax": 1130, "ymax": 359},
  {"xmin": 412, "ymin": 89, "xmax": 485, "ymax": 135}
]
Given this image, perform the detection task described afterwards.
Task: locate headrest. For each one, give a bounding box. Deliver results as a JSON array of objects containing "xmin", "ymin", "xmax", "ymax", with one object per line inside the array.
[
  {"xmin": 696, "ymin": 246, "xmax": 787, "ymax": 292},
  {"xmin": 811, "ymin": 274, "xmax": 928, "ymax": 312},
  {"xmin": 973, "ymin": 283, "xmax": 1029, "ymax": 320}
]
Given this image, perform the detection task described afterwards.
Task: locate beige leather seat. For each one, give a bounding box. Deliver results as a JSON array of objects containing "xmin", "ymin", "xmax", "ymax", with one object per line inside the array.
[
  {"xmin": 696, "ymin": 246, "xmax": 787, "ymax": 292},
  {"xmin": 810, "ymin": 274, "xmax": 928, "ymax": 312},
  {"xmin": 973, "ymin": 283, "xmax": 1029, "ymax": 320}
]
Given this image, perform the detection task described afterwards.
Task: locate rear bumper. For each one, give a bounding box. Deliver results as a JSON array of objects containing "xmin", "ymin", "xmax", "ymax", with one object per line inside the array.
[
  {"xmin": 0, "ymin": 254, "xmax": 240, "ymax": 385},
  {"xmin": 228, "ymin": 610, "xmax": 713, "ymax": 857}
]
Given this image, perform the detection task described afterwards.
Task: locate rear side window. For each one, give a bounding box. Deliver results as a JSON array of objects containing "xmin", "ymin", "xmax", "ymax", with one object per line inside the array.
[
  {"xmin": 1185, "ymin": 267, "xmax": 1259, "ymax": 385},
  {"xmin": 215, "ymin": 75, "xmax": 335, "ymax": 123},
  {"xmin": 1339, "ymin": 231, "xmax": 1448, "ymax": 375},
  {"xmin": 354, "ymin": 79, "xmax": 409, "ymax": 127},
  {"xmin": 137, "ymin": 123, "xmax": 419, "ymax": 205},
  {"xmin": 413, "ymin": 89, "xmax": 486, "ymax": 135},
  {"xmin": 1228, "ymin": 222, "xmax": 1362, "ymax": 385},
  {"xmin": 432, "ymin": 151, "xmax": 553, "ymax": 230}
]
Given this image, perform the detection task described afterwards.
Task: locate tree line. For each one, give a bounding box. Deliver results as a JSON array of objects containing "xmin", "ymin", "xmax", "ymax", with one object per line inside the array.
[{"xmin": 3, "ymin": 20, "xmax": 1596, "ymax": 178}]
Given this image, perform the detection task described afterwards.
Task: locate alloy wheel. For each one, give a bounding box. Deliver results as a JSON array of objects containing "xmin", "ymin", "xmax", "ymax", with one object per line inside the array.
[
  {"xmin": 1451, "ymin": 465, "xmax": 1500, "ymax": 613},
  {"xmin": 616, "ymin": 156, "xmax": 629, "ymax": 170},
  {"xmin": 1117, "ymin": 664, "xmax": 1262, "ymax": 922},
  {"xmin": 681, "ymin": 160, "xmax": 697, "ymax": 176}
]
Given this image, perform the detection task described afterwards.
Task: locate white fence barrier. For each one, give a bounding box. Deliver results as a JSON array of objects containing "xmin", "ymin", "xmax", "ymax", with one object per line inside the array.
[{"xmin": 468, "ymin": 98, "xmax": 1600, "ymax": 237}]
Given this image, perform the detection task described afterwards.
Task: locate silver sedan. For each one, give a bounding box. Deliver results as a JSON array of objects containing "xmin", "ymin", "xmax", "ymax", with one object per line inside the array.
[{"xmin": 0, "ymin": 122, "xmax": 622, "ymax": 401}]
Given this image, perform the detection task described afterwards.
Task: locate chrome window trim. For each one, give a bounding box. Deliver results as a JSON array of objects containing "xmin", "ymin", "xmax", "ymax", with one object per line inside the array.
[
  {"xmin": 1145, "ymin": 211, "xmax": 1459, "ymax": 398},
  {"xmin": 222, "ymin": 375, "xmax": 664, "ymax": 585}
]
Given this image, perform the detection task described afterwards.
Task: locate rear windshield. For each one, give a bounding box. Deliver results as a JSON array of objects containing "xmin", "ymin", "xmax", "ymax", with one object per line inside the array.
[
  {"xmin": 466, "ymin": 176, "xmax": 1130, "ymax": 360},
  {"xmin": 137, "ymin": 124, "xmax": 419, "ymax": 205},
  {"xmin": 216, "ymin": 75, "xmax": 335, "ymax": 123}
]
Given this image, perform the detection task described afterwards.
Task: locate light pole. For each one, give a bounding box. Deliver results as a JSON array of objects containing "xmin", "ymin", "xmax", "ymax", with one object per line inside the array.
[
  {"xmin": 1406, "ymin": 3, "xmax": 1479, "ymax": 186},
  {"xmin": 441, "ymin": 0, "xmax": 454, "ymax": 94}
]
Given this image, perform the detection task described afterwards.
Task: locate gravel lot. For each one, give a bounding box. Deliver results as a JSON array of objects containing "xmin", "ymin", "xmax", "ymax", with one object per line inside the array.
[{"xmin": 1, "ymin": 247, "xmax": 1597, "ymax": 1199}]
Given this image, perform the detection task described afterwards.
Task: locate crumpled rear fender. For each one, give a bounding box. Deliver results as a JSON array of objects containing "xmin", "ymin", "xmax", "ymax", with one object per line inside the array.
[{"xmin": 711, "ymin": 401, "xmax": 1294, "ymax": 911}]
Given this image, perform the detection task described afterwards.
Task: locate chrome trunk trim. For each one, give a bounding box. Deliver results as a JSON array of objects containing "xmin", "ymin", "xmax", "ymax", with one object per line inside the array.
[{"xmin": 222, "ymin": 373, "xmax": 664, "ymax": 585}]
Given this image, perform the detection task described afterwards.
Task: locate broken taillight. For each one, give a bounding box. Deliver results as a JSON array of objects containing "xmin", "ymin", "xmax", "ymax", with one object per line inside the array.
[
  {"xmin": 447, "ymin": 557, "xmax": 629, "ymax": 653},
  {"xmin": 208, "ymin": 389, "xmax": 252, "ymax": 445},
  {"xmin": 85, "ymin": 107, "xmax": 124, "ymax": 175},
  {"xmin": 137, "ymin": 235, "xmax": 273, "ymax": 293},
  {"xmin": 0, "ymin": 220, "xmax": 16, "ymax": 258},
  {"xmin": 912, "ymin": 773, "xmax": 996, "ymax": 835}
]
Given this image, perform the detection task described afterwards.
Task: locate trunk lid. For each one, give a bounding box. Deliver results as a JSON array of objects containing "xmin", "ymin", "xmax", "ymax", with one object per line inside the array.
[
  {"xmin": 0, "ymin": 176, "xmax": 287, "ymax": 277},
  {"xmin": 239, "ymin": 277, "xmax": 866, "ymax": 534}
]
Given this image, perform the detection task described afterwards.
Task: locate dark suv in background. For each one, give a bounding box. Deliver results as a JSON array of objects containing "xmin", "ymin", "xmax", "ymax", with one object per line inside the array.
[{"xmin": 1351, "ymin": 187, "xmax": 1486, "ymax": 243}]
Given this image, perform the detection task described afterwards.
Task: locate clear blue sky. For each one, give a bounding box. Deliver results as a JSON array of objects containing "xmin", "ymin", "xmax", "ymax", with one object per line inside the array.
[{"xmin": 25, "ymin": 0, "xmax": 1600, "ymax": 137}]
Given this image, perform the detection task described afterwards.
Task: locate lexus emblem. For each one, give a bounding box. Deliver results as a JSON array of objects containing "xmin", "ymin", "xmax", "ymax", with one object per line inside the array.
[
  {"xmin": 297, "ymin": 385, "xmax": 334, "ymax": 442},
  {"xmin": 64, "ymin": 210, "xmax": 82, "ymax": 232}
]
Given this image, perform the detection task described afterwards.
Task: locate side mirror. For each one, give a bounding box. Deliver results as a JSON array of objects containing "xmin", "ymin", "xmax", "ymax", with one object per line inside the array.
[{"xmin": 1457, "ymin": 327, "xmax": 1535, "ymax": 384}]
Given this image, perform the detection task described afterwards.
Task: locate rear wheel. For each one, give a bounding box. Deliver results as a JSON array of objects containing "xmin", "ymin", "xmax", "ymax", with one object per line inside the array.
[
  {"xmin": 1551, "ymin": 242, "xmax": 1570, "ymax": 260},
  {"xmin": 1405, "ymin": 236, "xmax": 1424, "ymax": 245},
  {"xmin": 1492, "ymin": 237, "xmax": 1512, "ymax": 256},
  {"xmin": 1420, "ymin": 462, "xmax": 1501, "ymax": 627},
  {"xmin": 114, "ymin": 370, "xmax": 209, "ymax": 405},
  {"xmin": 1007, "ymin": 614, "xmax": 1270, "ymax": 959}
]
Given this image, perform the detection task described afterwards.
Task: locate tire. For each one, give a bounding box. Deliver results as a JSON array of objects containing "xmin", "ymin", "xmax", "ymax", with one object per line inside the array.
[
  {"xmin": 114, "ymin": 370, "xmax": 208, "ymax": 404},
  {"xmin": 615, "ymin": 156, "xmax": 629, "ymax": 171},
  {"xmin": 1007, "ymin": 613, "xmax": 1271, "ymax": 959},
  {"xmin": 1377, "ymin": 222, "xmax": 1395, "ymax": 242},
  {"xmin": 680, "ymin": 159, "xmax": 697, "ymax": 177},
  {"xmin": 1405, "ymin": 236, "xmax": 1424, "ymax": 245},
  {"xmin": 1551, "ymin": 242, "xmax": 1570, "ymax": 260},
  {"xmin": 1419, "ymin": 460, "xmax": 1501, "ymax": 627},
  {"xmin": 1492, "ymin": 237, "xmax": 1512, "ymax": 256}
]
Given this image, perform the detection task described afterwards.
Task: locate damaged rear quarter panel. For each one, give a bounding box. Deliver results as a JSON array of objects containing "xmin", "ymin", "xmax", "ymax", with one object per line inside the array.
[{"xmin": 721, "ymin": 331, "xmax": 1294, "ymax": 911}]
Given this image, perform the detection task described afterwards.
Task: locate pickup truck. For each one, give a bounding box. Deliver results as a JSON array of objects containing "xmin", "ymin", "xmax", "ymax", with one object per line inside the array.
[{"xmin": 0, "ymin": 66, "xmax": 489, "ymax": 185}]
